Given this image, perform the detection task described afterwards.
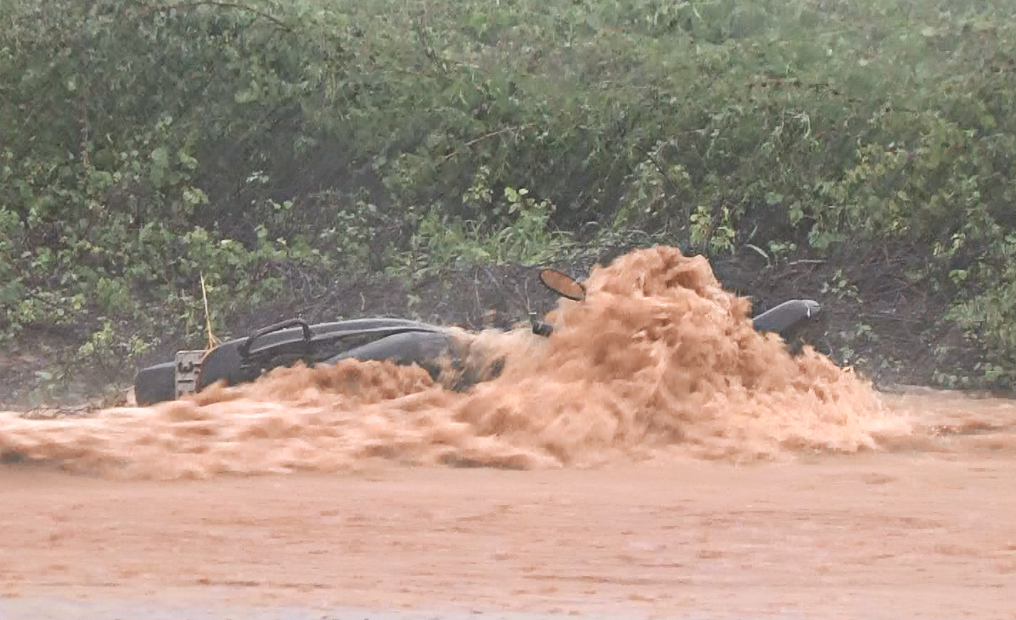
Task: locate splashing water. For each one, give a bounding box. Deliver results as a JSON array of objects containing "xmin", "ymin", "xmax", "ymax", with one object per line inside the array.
[{"xmin": 0, "ymin": 247, "xmax": 911, "ymax": 478}]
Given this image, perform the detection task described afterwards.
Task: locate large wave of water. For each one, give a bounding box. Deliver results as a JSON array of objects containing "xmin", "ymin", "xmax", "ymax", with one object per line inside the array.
[{"xmin": 0, "ymin": 246, "xmax": 912, "ymax": 478}]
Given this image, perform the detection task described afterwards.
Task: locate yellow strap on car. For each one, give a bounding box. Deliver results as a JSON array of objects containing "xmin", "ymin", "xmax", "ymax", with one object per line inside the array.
[{"xmin": 200, "ymin": 273, "xmax": 221, "ymax": 354}]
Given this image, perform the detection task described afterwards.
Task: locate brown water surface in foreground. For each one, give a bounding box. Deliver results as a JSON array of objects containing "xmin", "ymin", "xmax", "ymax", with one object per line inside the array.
[
  {"xmin": 2, "ymin": 390, "xmax": 1016, "ymax": 620},
  {"xmin": 1, "ymin": 247, "xmax": 1014, "ymax": 618}
]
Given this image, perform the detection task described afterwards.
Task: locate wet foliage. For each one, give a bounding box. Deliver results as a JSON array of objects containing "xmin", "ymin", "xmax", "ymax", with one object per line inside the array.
[{"xmin": 1, "ymin": 0, "xmax": 1015, "ymax": 392}]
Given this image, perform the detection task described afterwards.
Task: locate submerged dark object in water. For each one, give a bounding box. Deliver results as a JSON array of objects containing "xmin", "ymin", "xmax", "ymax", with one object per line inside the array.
[
  {"xmin": 752, "ymin": 299, "xmax": 821, "ymax": 335},
  {"xmin": 134, "ymin": 269, "xmax": 821, "ymax": 406}
]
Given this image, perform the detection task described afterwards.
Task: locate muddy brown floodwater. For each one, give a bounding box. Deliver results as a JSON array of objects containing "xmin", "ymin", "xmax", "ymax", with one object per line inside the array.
[{"xmin": 2, "ymin": 247, "xmax": 1015, "ymax": 619}]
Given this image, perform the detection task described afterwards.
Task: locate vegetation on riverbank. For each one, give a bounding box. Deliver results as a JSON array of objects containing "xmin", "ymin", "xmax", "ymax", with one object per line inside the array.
[{"xmin": 2, "ymin": 0, "xmax": 1015, "ymax": 402}]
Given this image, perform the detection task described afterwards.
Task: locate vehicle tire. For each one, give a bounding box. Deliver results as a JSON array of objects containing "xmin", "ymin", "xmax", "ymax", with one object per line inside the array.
[
  {"xmin": 752, "ymin": 299, "xmax": 821, "ymax": 338},
  {"xmin": 198, "ymin": 318, "xmax": 444, "ymax": 390},
  {"xmin": 134, "ymin": 361, "xmax": 176, "ymax": 406},
  {"xmin": 197, "ymin": 340, "xmax": 253, "ymax": 390},
  {"xmin": 325, "ymin": 331, "xmax": 462, "ymax": 382}
]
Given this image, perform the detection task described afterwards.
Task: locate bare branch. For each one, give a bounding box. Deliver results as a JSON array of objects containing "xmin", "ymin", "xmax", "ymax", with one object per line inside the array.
[
  {"xmin": 441, "ymin": 124, "xmax": 533, "ymax": 162},
  {"xmin": 135, "ymin": 1, "xmax": 292, "ymax": 31}
]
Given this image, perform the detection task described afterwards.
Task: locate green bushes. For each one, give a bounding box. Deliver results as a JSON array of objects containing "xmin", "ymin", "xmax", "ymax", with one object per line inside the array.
[{"xmin": 2, "ymin": 0, "xmax": 1016, "ymax": 386}]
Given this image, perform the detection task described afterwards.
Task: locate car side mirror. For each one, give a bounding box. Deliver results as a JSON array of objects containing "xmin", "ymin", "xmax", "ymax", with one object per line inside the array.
[{"xmin": 538, "ymin": 268, "xmax": 586, "ymax": 301}]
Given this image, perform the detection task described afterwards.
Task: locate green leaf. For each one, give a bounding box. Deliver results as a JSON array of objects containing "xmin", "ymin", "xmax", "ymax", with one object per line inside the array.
[{"xmin": 150, "ymin": 146, "xmax": 169, "ymax": 188}]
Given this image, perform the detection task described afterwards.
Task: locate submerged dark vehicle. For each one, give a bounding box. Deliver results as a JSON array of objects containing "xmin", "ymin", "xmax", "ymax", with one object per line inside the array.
[{"xmin": 133, "ymin": 269, "xmax": 821, "ymax": 406}]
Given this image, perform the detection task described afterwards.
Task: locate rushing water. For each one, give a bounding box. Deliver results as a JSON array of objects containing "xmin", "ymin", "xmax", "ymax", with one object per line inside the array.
[{"xmin": 0, "ymin": 246, "xmax": 941, "ymax": 480}]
